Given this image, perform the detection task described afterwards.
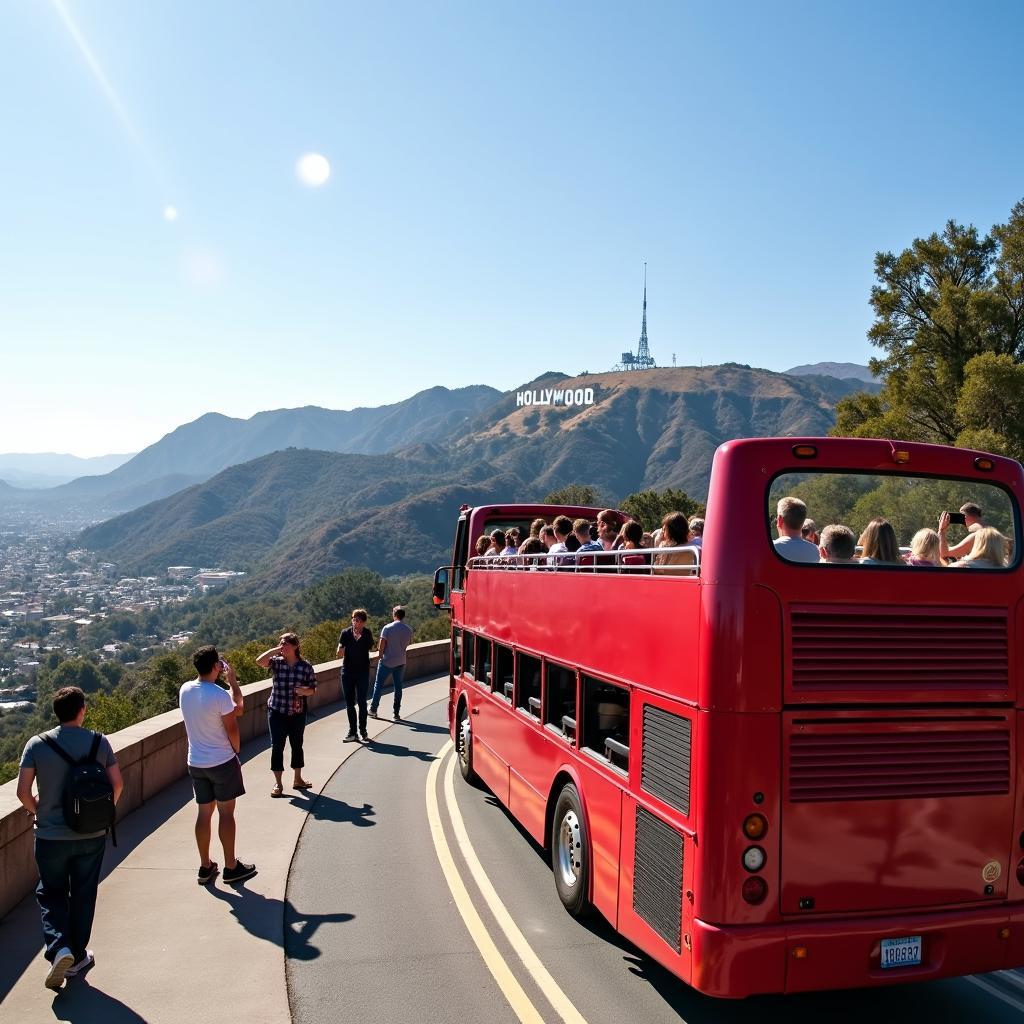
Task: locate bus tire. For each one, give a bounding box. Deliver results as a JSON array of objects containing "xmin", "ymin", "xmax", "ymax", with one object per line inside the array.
[
  {"xmin": 551, "ymin": 783, "xmax": 593, "ymax": 918},
  {"xmin": 456, "ymin": 702, "xmax": 478, "ymax": 784}
]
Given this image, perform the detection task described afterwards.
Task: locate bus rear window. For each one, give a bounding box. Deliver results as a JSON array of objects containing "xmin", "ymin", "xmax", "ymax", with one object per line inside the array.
[{"xmin": 768, "ymin": 472, "xmax": 1017, "ymax": 569}]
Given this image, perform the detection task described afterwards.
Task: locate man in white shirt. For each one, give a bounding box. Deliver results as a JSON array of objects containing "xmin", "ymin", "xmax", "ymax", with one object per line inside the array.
[
  {"xmin": 179, "ymin": 645, "xmax": 256, "ymax": 886},
  {"xmin": 773, "ymin": 497, "xmax": 821, "ymax": 563}
]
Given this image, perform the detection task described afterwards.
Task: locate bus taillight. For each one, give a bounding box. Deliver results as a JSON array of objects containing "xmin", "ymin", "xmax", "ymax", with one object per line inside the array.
[
  {"xmin": 742, "ymin": 876, "xmax": 768, "ymax": 905},
  {"xmin": 743, "ymin": 813, "xmax": 768, "ymax": 840}
]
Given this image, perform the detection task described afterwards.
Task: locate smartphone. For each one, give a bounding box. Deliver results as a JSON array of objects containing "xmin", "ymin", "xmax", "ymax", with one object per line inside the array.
[{"xmin": 943, "ymin": 511, "xmax": 967, "ymax": 526}]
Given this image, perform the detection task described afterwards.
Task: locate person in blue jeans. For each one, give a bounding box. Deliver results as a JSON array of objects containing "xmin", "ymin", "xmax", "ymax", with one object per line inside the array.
[
  {"xmin": 369, "ymin": 606, "xmax": 415, "ymax": 721},
  {"xmin": 17, "ymin": 686, "xmax": 123, "ymax": 990}
]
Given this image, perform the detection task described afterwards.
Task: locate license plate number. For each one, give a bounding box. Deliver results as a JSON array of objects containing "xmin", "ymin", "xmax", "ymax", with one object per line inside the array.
[{"xmin": 880, "ymin": 935, "xmax": 922, "ymax": 969}]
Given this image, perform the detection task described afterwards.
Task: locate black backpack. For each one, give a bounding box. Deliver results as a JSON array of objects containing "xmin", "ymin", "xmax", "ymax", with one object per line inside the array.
[{"xmin": 41, "ymin": 731, "xmax": 118, "ymax": 846}]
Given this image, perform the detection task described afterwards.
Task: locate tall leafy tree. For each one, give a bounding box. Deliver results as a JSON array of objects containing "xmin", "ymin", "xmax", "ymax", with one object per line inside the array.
[
  {"xmin": 620, "ymin": 489, "xmax": 704, "ymax": 531},
  {"xmin": 834, "ymin": 200, "xmax": 1024, "ymax": 448}
]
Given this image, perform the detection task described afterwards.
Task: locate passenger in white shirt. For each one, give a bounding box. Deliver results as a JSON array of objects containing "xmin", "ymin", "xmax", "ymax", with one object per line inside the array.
[{"xmin": 773, "ymin": 497, "xmax": 821, "ymax": 564}]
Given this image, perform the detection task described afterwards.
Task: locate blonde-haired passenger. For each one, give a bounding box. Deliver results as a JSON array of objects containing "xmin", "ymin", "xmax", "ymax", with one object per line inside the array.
[
  {"xmin": 953, "ymin": 526, "xmax": 1008, "ymax": 568},
  {"xmin": 906, "ymin": 528, "xmax": 943, "ymax": 567}
]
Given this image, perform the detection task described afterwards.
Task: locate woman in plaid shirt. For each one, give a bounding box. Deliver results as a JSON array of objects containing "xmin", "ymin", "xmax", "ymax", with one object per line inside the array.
[{"xmin": 256, "ymin": 633, "xmax": 317, "ymax": 797}]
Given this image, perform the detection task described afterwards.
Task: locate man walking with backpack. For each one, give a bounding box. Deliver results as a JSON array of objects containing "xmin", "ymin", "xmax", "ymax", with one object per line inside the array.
[{"xmin": 16, "ymin": 686, "xmax": 123, "ymax": 990}]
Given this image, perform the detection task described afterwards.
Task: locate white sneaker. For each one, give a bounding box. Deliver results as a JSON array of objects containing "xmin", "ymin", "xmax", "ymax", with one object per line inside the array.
[
  {"xmin": 45, "ymin": 948, "xmax": 74, "ymax": 990},
  {"xmin": 66, "ymin": 950, "xmax": 95, "ymax": 977}
]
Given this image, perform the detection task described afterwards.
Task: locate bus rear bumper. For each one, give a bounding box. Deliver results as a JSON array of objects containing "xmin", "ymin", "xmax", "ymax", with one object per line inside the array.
[{"xmin": 691, "ymin": 905, "xmax": 1016, "ymax": 998}]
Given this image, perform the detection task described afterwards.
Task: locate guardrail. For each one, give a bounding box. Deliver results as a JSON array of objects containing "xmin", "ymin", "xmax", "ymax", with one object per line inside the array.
[
  {"xmin": 468, "ymin": 545, "xmax": 702, "ymax": 575},
  {"xmin": 0, "ymin": 639, "xmax": 450, "ymax": 920}
]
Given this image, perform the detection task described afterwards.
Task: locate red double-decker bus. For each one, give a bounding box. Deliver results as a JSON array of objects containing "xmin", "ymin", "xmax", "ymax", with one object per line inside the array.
[{"xmin": 432, "ymin": 437, "xmax": 1024, "ymax": 997}]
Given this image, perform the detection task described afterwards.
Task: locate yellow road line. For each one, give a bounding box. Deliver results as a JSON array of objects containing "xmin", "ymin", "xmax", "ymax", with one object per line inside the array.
[
  {"xmin": 426, "ymin": 742, "xmax": 545, "ymax": 1024},
  {"xmin": 443, "ymin": 754, "xmax": 590, "ymax": 1024}
]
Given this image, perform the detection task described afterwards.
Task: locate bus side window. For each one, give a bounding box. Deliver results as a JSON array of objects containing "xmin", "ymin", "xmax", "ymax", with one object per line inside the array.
[
  {"xmin": 464, "ymin": 633, "xmax": 476, "ymax": 679},
  {"xmin": 518, "ymin": 653, "xmax": 542, "ymax": 720},
  {"xmin": 494, "ymin": 643, "xmax": 514, "ymax": 702},
  {"xmin": 582, "ymin": 675, "xmax": 630, "ymax": 773},
  {"xmin": 452, "ymin": 517, "xmax": 469, "ymax": 591},
  {"xmin": 544, "ymin": 662, "xmax": 577, "ymax": 743},
  {"xmin": 475, "ymin": 637, "xmax": 491, "ymax": 688},
  {"xmin": 452, "ymin": 628, "xmax": 462, "ymax": 676}
]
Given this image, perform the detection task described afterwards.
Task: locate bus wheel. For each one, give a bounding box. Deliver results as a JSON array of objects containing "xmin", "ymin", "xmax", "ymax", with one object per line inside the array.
[
  {"xmin": 552, "ymin": 784, "xmax": 592, "ymax": 918},
  {"xmin": 456, "ymin": 704, "xmax": 478, "ymax": 784}
]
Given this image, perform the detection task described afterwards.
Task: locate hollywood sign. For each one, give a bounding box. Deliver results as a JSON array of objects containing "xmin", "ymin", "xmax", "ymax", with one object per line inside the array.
[{"xmin": 515, "ymin": 387, "xmax": 596, "ymax": 408}]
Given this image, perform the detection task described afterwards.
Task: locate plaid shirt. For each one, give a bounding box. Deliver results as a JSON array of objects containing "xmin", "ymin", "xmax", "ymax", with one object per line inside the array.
[{"xmin": 267, "ymin": 656, "xmax": 317, "ymax": 715}]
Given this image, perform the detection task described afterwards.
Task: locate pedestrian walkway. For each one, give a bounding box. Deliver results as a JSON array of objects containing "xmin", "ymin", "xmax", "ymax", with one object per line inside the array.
[{"xmin": 0, "ymin": 675, "xmax": 450, "ymax": 1023}]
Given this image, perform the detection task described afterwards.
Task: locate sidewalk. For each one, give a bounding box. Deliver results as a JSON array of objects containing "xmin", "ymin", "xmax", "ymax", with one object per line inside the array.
[{"xmin": 0, "ymin": 675, "xmax": 450, "ymax": 1023}]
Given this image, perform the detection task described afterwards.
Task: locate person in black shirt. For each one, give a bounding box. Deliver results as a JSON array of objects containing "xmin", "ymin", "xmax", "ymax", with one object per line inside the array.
[{"xmin": 336, "ymin": 609, "xmax": 374, "ymax": 742}]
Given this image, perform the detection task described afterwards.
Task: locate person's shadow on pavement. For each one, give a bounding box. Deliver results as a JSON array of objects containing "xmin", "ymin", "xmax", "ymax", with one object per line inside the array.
[
  {"xmin": 289, "ymin": 791, "xmax": 376, "ymax": 826},
  {"xmin": 206, "ymin": 886, "xmax": 354, "ymax": 959},
  {"xmin": 50, "ymin": 978, "xmax": 148, "ymax": 1023}
]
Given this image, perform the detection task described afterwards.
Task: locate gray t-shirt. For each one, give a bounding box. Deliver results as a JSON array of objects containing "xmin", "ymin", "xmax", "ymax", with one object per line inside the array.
[
  {"xmin": 20, "ymin": 726, "xmax": 117, "ymax": 840},
  {"xmin": 774, "ymin": 536, "xmax": 821, "ymax": 563},
  {"xmin": 380, "ymin": 620, "xmax": 414, "ymax": 668}
]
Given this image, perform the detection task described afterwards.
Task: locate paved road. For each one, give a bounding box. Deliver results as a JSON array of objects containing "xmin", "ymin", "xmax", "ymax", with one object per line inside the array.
[{"xmin": 289, "ymin": 698, "xmax": 1024, "ymax": 1023}]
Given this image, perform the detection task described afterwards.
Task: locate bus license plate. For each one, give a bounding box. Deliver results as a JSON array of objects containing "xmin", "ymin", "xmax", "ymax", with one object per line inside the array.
[{"xmin": 880, "ymin": 936, "xmax": 922, "ymax": 969}]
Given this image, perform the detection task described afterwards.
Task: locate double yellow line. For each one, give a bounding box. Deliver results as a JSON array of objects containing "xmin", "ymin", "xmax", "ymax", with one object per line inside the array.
[{"xmin": 426, "ymin": 741, "xmax": 589, "ymax": 1024}]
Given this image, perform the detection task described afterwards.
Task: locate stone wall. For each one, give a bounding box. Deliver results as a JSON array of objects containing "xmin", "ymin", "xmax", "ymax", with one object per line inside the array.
[{"xmin": 0, "ymin": 640, "xmax": 450, "ymax": 920}]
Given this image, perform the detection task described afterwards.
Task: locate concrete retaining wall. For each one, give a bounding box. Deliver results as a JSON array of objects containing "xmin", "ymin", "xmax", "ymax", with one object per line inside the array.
[{"xmin": 0, "ymin": 640, "xmax": 450, "ymax": 920}]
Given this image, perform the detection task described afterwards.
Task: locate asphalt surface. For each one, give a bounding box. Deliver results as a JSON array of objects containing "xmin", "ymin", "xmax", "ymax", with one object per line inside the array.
[{"xmin": 288, "ymin": 698, "xmax": 1024, "ymax": 1023}]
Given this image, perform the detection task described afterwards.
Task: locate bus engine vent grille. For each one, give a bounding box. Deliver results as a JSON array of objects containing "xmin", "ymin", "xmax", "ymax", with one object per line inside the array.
[
  {"xmin": 790, "ymin": 606, "xmax": 1008, "ymax": 691},
  {"xmin": 641, "ymin": 705, "xmax": 691, "ymax": 816},
  {"xmin": 789, "ymin": 728, "xmax": 1011, "ymax": 802},
  {"xmin": 633, "ymin": 806, "xmax": 683, "ymax": 953}
]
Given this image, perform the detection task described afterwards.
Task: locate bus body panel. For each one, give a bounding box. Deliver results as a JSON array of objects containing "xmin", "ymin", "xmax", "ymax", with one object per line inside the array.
[
  {"xmin": 471, "ymin": 689, "xmax": 511, "ymax": 806},
  {"xmin": 617, "ymin": 791, "xmax": 694, "ymax": 985},
  {"xmin": 693, "ymin": 709, "xmax": 783, "ymax": 926},
  {"xmin": 780, "ymin": 708, "xmax": 1015, "ymax": 916}
]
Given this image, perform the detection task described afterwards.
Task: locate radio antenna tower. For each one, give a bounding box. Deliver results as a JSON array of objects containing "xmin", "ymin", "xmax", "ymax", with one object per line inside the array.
[{"xmin": 635, "ymin": 262, "xmax": 653, "ymax": 368}]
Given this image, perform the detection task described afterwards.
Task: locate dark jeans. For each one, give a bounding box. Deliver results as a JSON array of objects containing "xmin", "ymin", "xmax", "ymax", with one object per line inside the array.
[
  {"xmin": 342, "ymin": 670, "xmax": 369, "ymax": 735},
  {"xmin": 35, "ymin": 835, "xmax": 106, "ymax": 963},
  {"xmin": 268, "ymin": 709, "xmax": 306, "ymax": 772}
]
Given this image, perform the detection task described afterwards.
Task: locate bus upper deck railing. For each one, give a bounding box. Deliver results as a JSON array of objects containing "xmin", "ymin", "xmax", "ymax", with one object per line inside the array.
[{"xmin": 467, "ymin": 545, "xmax": 703, "ymax": 577}]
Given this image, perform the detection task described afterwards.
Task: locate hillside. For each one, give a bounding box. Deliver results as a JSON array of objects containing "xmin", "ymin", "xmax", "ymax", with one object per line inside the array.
[
  {"xmin": 78, "ymin": 447, "xmax": 521, "ymax": 585},
  {"xmin": 23, "ymin": 385, "xmax": 500, "ymax": 511},
  {"xmin": 77, "ymin": 364, "xmax": 866, "ymax": 589},
  {"xmin": 449, "ymin": 365, "xmax": 869, "ymax": 499}
]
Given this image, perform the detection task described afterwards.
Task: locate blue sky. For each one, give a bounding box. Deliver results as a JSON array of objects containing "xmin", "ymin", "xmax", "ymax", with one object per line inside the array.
[{"xmin": 2, "ymin": 1, "xmax": 1022, "ymax": 455}]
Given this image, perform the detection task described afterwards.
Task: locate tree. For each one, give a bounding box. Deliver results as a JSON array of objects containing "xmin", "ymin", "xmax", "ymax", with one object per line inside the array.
[
  {"xmin": 542, "ymin": 484, "xmax": 604, "ymax": 506},
  {"xmin": 301, "ymin": 568, "xmax": 398, "ymax": 627},
  {"xmin": 619, "ymin": 489, "xmax": 704, "ymax": 531},
  {"xmin": 954, "ymin": 353, "xmax": 1024, "ymax": 460},
  {"xmin": 834, "ymin": 200, "xmax": 1024, "ymax": 445}
]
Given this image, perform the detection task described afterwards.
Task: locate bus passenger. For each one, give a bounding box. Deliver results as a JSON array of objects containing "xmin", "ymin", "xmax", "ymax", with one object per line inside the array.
[
  {"xmin": 858, "ymin": 518, "xmax": 902, "ymax": 564},
  {"xmin": 654, "ymin": 512, "xmax": 697, "ymax": 575},
  {"xmin": 688, "ymin": 518, "xmax": 705, "ymax": 549},
  {"xmin": 953, "ymin": 527, "xmax": 1008, "ymax": 568},
  {"xmin": 474, "ymin": 535, "xmax": 490, "ymax": 559},
  {"xmin": 773, "ymin": 497, "xmax": 820, "ymax": 563},
  {"xmin": 502, "ymin": 529, "xmax": 520, "ymax": 555},
  {"xmin": 938, "ymin": 502, "xmax": 985, "ymax": 561},
  {"xmin": 906, "ymin": 528, "xmax": 943, "ymax": 566},
  {"xmin": 529, "ymin": 518, "xmax": 546, "ymax": 539},
  {"xmin": 818, "ymin": 524, "xmax": 858, "ymax": 564},
  {"xmin": 539, "ymin": 525, "xmax": 557, "ymax": 551},
  {"xmin": 518, "ymin": 537, "xmax": 547, "ymax": 568},
  {"xmin": 486, "ymin": 530, "xmax": 506, "ymax": 557},
  {"xmin": 801, "ymin": 518, "xmax": 819, "ymax": 546},
  {"xmin": 619, "ymin": 521, "xmax": 650, "ymax": 572},
  {"xmin": 550, "ymin": 515, "xmax": 573, "ymax": 556}
]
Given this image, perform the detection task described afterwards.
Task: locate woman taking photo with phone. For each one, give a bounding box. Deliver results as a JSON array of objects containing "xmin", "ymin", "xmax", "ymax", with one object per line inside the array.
[{"xmin": 256, "ymin": 632, "xmax": 317, "ymax": 797}]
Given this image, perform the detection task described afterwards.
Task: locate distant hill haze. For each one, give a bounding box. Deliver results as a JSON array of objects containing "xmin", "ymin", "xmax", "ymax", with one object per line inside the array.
[
  {"xmin": 79, "ymin": 364, "xmax": 871, "ymax": 588},
  {"xmin": 0, "ymin": 451, "xmax": 134, "ymax": 488},
  {"xmin": 785, "ymin": 361, "xmax": 875, "ymax": 383},
  {"xmin": 12, "ymin": 385, "xmax": 500, "ymax": 510}
]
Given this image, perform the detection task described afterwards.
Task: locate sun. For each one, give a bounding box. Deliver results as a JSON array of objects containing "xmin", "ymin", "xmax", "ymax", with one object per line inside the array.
[{"xmin": 296, "ymin": 153, "xmax": 331, "ymax": 188}]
